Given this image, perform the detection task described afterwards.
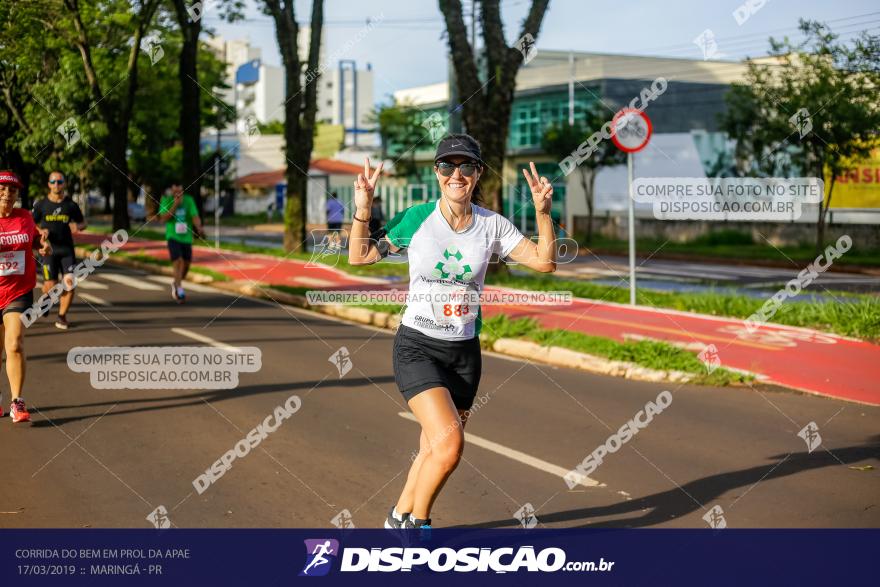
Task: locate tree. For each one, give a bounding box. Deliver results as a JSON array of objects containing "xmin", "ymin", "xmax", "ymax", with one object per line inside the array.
[
  {"xmin": 170, "ymin": 0, "xmax": 242, "ymax": 216},
  {"xmin": 129, "ymin": 35, "xmax": 233, "ymax": 207},
  {"xmin": 438, "ymin": 0, "xmax": 550, "ymax": 214},
  {"xmin": 722, "ymin": 20, "xmax": 880, "ymax": 251},
  {"xmin": 542, "ymin": 113, "xmax": 624, "ymax": 244},
  {"xmin": 370, "ymin": 99, "xmax": 427, "ymax": 178},
  {"xmin": 0, "ymin": 0, "xmax": 77, "ymax": 207},
  {"xmin": 262, "ymin": 0, "xmax": 324, "ymax": 252},
  {"xmin": 60, "ymin": 0, "xmax": 163, "ymax": 230}
]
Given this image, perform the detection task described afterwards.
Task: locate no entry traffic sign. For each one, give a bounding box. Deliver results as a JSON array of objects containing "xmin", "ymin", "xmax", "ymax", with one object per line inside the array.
[{"xmin": 611, "ymin": 108, "xmax": 653, "ymax": 153}]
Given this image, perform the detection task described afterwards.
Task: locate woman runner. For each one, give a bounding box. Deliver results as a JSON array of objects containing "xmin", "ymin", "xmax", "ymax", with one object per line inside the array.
[
  {"xmin": 0, "ymin": 170, "xmax": 51, "ymax": 423},
  {"xmin": 348, "ymin": 134, "xmax": 557, "ymax": 529}
]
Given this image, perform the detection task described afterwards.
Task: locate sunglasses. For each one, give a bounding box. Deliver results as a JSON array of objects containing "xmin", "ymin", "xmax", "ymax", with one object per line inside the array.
[
  {"xmin": 436, "ymin": 161, "xmax": 480, "ymax": 178},
  {"xmin": 49, "ymin": 179, "xmax": 64, "ymax": 184}
]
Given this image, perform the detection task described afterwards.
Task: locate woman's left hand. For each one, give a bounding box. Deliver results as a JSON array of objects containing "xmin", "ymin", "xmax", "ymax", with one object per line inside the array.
[{"xmin": 522, "ymin": 161, "xmax": 553, "ymax": 215}]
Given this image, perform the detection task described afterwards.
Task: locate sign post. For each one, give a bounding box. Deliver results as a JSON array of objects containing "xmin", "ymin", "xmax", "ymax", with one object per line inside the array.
[{"xmin": 611, "ymin": 108, "xmax": 653, "ymax": 305}]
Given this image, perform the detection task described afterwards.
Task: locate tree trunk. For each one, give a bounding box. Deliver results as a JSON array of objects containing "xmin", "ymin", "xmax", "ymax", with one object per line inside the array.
[
  {"xmin": 439, "ymin": 0, "xmax": 549, "ymax": 217},
  {"xmin": 266, "ymin": 0, "xmax": 323, "ymax": 252},
  {"xmin": 107, "ymin": 122, "xmax": 130, "ymax": 231},
  {"xmin": 173, "ymin": 0, "xmax": 203, "ymax": 216},
  {"xmin": 817, "ymin": 173, "xmax": 836, "ymax": 252},
  {"xmin": 65, "ymin": 0, "xmax": 160, "ymax": 232},
  {"xmin": 580, "ymin": 167, "xmax": 594, "ymax": 244}
]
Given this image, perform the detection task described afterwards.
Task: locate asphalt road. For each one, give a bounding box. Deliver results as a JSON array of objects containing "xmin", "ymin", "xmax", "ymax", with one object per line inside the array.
[{"xmin": 1, "ymin": 265, "xmax": 877, "ymax": 529}]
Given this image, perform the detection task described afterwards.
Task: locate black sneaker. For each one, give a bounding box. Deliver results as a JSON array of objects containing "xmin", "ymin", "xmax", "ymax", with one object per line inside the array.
[
  {"xmin": 55, "ymin": 315, "xmax": 69, "ymax": 330},
  {"xmin": 384, "ymin": 506, "xmax": 409, "ymax": 529}
]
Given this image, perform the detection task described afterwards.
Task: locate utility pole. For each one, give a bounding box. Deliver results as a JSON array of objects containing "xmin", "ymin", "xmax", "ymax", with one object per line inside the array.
[
  {"xmin": 568, "ymin": 51, "xmax": 575, "ymax": 125},
  {"xmin": 214, "ymin": 108, "xmax": 221, "ymax": 249},
  {"xmin": 471, "ymin": 0, "xmax": 477, "ymax": 50}
]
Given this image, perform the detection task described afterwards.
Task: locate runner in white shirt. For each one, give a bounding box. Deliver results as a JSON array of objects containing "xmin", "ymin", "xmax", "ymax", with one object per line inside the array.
[{"xmin": 348, "ymin": 134, "xmax": 557, "ymax": 530}]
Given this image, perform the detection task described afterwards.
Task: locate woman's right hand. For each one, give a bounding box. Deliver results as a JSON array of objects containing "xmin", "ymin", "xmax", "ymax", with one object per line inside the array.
[{"xmin": 354, "ymin": 157, "xmax": 383, "ymax": 213}]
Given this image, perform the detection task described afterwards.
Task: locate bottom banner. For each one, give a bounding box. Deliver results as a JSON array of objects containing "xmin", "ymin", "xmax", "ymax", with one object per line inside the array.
[{"xmin": 1, "ymin": 528, "xmax": 874, "ymax": 585}]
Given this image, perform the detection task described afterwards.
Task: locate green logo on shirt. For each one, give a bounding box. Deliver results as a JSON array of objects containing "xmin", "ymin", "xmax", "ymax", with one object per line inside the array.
[{"xmin": 432, "ymin": 245, "xmax": 473, "ymax": 280}]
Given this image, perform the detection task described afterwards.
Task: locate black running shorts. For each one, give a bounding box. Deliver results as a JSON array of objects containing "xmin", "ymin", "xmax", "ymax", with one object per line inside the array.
[
  {"xmin": 392, "ymin": 324, "xmax": 482, "ymax": 410},
  {"xmin": 41, "ymin": 253, "xmax": 77, "ymax": 281},
  {"xmin": 2, "ymin": 290, "xmax": 33, "ymax": 316},
  {"xmin": 167, "ymin": 239, "xmax": 193, "ymax": 262}
]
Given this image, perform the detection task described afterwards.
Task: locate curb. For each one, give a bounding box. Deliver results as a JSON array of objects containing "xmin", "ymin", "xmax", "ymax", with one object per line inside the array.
[
  {"xmin": 94, "ymin": 252, "xmax": 700, "ymax": 386},
  {"xmin": 491, "ymin": 338, "xmax": 694, "ymax": 384}
]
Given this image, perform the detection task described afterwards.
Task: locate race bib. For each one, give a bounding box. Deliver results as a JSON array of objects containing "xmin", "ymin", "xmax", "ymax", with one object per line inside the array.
[
  {"xmin": 430, "ymin": 282, "xmax": 480, "ymax": 326},
  {"xmin": 0, "ymin": 250, "xmax": 25, "ymax": 276},
  {"xmin": 175, "ymin": 222, "xmax": 188, "ymax": 235}
]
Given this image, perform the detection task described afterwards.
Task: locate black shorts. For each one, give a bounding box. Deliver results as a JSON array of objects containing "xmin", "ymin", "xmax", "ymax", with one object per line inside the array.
[
  {"xmin": 167, "ymin": 239, "xmax": 193, "ymax": 262},
  {"xmin": 2, "ymin": 290, "xmax": 33, "ymax": 316},
  {"xmin": 392, "ymin": 324, "xmax": 482, "ymax": 410},
  {"xmin": 41, "ymin": 253, "xmax": 77, "ymax": 281}
]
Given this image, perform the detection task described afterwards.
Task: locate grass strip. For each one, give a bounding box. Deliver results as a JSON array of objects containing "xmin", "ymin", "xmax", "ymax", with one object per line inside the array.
[
  {"xmin": 480, "ymin": 315, "xmax": 752, "ymax": 386},
  {"xmin": 491, "ymin": 274, "xmax": 880, "ymax": 341}
]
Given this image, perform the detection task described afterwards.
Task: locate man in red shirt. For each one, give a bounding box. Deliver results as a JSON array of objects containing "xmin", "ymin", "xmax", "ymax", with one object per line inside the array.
[{"xmin": 0, "ymin": 170, "xmax": 51, "ymax": 423}]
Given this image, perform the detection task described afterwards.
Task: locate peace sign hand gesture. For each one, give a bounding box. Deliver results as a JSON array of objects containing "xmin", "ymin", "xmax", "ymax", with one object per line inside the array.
[
  {"xmin": 522, "ymin": 161, "xmax": 553, "ymax": 215},
  {"xmin": 354, "ymin": 157, "xmax": 383, "ymax": 212}
]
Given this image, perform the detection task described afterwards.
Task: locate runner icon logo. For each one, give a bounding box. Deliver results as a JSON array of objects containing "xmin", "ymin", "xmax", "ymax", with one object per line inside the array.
[
  {"xmin": 702, "ymin": 505, "xmax": 727, "ymax": 529},
  {"xmin": 330, "ymin": 509, "xmax": 356, "ymax": 529},
  {"xmin": 432, "ymin": 246, "xmax": 473, "ymax": 280},
  {"xmin": 300, "ymin": 539, "xmax": 339, "ymax": 577},
  {"xmin": 146, "ymin": 506, "xmax": 171, "ymax": 529},
  {"xmin": 329, "ymin": 347, "xmax": 353, "ymax": 378},
  {"xmin": 798, "ymin": 422, "xmax": 821, "ymax": 453},
  {"xmin": 697, "ymin": 344, "xmax": 721, "ymax": 374},
  {"xmin": 514, "ymin": 503, "xmax": 539, "ymax": 529}
]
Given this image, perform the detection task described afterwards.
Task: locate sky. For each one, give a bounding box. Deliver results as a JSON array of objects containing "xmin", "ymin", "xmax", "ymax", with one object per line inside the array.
[{"xmin": 205, "ymin": 0, "xmax": 880, "ymax": 105}]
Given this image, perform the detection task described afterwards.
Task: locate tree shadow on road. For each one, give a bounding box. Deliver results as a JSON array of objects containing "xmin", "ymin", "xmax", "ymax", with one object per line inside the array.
[
  {"xmin": 458, "ymin": 440, "xmax": 880, "ymax": 529},
  {"xmin": 27, "ymin": 375, "xmax": 395, "ymax": 428}
]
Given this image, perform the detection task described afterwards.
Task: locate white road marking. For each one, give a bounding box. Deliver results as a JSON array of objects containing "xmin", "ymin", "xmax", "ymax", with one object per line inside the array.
[
  {"xmin": 145, "ymin": 275, "xmax": 217, "ymax": 293},
  {"xmin": 171, "ymin": 327, "xmax": 241, "ymax": 353},
  {"xmin": 74, "ymin": 280, "xmax": 109, "ymax": 290},
  {"xmin": 79, "ymin": 293, "xmax": 111, "ymax": 306},
  {"xmin": 101, "ymin": 273, "xmax": 164, "ymax": 291},
  {"xmin": 397, "ymin": 412, "xmax": 602, "ymax": 488}
]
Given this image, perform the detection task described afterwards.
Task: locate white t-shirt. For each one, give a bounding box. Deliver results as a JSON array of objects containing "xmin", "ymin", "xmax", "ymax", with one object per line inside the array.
[{"xmin": 386, "ymin": 200, "xmax": 525, "ymax": 341}]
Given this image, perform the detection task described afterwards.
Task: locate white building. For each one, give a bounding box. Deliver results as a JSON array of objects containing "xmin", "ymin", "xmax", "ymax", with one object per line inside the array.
[
  {"xmin": 206, "ymin": 35, "xmax": 376, "ymax": 147},
  {"xmin": 392, "ymin": 51, "xmax": 757, "ymax": 233}
]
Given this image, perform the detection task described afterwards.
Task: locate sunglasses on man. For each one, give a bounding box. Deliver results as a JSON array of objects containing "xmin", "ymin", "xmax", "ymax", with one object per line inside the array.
[
  {"xmin": 435, "ymin": 161, "xmax": 481, "ymax": 178},
  {"xmin": 49, "ymin": 179, "xmax": 65, "ymax": 184}
]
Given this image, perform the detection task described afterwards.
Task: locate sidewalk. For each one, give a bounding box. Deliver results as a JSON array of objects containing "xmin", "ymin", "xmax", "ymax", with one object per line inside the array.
[{"xmin": 80, "ymin": 233, "xmax": 880, "ymax": 406}]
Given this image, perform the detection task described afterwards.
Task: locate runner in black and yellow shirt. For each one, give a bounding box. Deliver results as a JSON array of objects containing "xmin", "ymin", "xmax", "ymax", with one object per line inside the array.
[{"xmin": 31, "ymin": 171, "xmax": 86, "ymax": 330}]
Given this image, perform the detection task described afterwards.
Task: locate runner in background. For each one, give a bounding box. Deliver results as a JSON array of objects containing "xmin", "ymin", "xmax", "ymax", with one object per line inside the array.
[
  {"xmin": 31, "ymin": 171, "xmax": 86, "ymax": 329},
  {"xmin": 0, "ymin": 170, "xmax": 51, "ymax": 422},
  {"xmin": 326, "ymin": 191, "xmax": 344, "ymax": 233},
  {"xmin": 157, "ymin": 184, "xmax": 203, "ymax": 303}
]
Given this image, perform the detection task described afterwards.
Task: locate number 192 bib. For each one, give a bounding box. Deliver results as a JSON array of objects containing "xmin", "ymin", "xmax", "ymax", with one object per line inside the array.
[{"xmin": 0, "ymin": 250, "xmax": 25, "ymax": 276}]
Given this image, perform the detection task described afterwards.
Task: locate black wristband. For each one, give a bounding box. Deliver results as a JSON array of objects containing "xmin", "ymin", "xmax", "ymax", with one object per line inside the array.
[{"xmin": 375, "ymin": 238, "xmax": 391, "ymax": 259}]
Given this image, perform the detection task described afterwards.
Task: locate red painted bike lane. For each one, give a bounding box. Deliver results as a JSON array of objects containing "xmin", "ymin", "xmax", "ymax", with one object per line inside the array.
[
  {"xmin": 81, "ymin": 233, "xmax": 880, "ymax": 406},
  {"xmin": 482, "ymin": 293, "xmax": 880, "ymax": 406}
]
